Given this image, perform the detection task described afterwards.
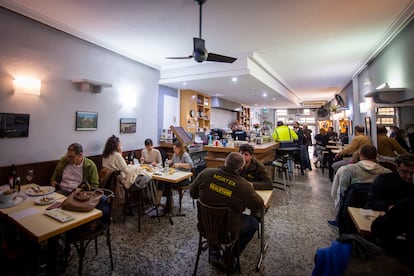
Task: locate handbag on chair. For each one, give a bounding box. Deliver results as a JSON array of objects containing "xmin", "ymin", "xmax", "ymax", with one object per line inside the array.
[{"xmin": 61, "ymin": 187, "xmax": 104, "ymax": 212}]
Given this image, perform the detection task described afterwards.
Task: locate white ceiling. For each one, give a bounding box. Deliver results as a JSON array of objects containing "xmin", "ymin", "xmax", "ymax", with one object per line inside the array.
[{"xmin": 2, "ymin": 0, "xmax": 414, "ymax": 108}]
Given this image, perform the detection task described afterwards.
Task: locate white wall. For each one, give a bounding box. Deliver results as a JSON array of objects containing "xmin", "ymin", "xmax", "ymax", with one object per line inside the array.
[
  {"xmin": 210, "ymin": 108, "xmax": 237, "ymax": 130},
  {"xmin": 0, "ymin": 8, "xmax": 160, "ymax": 166}
]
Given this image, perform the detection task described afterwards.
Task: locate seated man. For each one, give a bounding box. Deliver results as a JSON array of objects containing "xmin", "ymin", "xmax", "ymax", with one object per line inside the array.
[
  {"xmin": 377, "ymin": 125, "xmax": 408, "ymax": 158},
  {"xmin": 371, "ymin": 198, "xmax": 414, "ymax": 269},
  {"xmin": 51, "ymin": 143, "xmax": 99, "ymax": 194},
  {"xmin": 238, "ymin": 143, "xmax": 272, "ymax": 190},
  {"xmin": 332, "ymin": 125, "xmax": 372, "ymax": 172},
  {"xmin": 331, "ymin": 145, "xmax": 391, "ymax": 207},
  {"xmin": 190, "ymin": 152, "xmax": 264, "ymax": 269},
  {"xmin": 365, "ymin": 154, "xmax": 414, "ymax": 211}
]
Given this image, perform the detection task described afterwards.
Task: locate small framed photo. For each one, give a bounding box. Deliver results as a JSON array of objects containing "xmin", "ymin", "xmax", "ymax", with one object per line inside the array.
[
  {"xmin": 76, "ymin": 111, "xmax": 98, "ymax": 131},
  {"xmin": 120, "ymin": 118, "xmax": 136, "ymax": 134}
]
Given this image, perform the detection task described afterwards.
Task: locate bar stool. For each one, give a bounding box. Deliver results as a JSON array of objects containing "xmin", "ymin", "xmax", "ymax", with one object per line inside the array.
[{"xmin": 265, "ymin": 154, "xmax": 291, "ymax": 204}]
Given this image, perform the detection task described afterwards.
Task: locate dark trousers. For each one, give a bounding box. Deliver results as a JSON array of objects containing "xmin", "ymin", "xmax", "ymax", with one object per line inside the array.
[{"xmin": 239, "ymin": 214, "xmax": 259, "ymax": 253}]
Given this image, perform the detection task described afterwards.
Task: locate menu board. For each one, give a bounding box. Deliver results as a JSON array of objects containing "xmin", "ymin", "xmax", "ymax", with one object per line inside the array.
[{"xmin": 171, "ymin": 126, "xmax": 193, "ymax": 146}]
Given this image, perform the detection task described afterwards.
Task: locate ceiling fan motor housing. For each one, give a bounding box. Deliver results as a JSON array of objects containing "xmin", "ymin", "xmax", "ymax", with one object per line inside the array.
[{"xmin": 194, "ymin": 49, "xmax": 208, "ymax": 62}]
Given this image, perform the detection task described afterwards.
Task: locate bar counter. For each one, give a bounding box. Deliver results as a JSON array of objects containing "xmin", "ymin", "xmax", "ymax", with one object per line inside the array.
[{"xmin": 204, "ymin": 142, "xmax": 279, "ymax": 168}]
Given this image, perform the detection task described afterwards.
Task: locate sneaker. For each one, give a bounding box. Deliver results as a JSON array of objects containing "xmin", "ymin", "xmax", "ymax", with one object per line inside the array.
[
  {"xmin": 209, "ymin": 249, "xmax": 223, "ymax": 268},
  {"xmin": 327, "ymin": 220, "xmax": 338, "ymax": 229},
  {"xmin": 218, "ymin": 257, "xmax": 238, "ymax": 273}
]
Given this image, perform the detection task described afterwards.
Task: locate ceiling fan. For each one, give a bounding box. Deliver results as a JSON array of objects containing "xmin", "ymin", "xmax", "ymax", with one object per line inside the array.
[{"xmin": 166, "ymin": 0, "xmax": 237, "ymax": 63}]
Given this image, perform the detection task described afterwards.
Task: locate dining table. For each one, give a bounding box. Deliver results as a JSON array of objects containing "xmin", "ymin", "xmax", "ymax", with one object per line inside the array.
[
  {"xmin": 0, "ymin": 183, "xmax": 102, "ymax": 275},
  {"xmin": 255, "ymin": 189, "xmax": 274, "ymax": 271},
  {"xmin": 151, "ymin": 170, "xmax": 193, "ymax": 225},
  {"xmin": 347, "ymin": 207, "xmax": 380, "ymax": 236}
]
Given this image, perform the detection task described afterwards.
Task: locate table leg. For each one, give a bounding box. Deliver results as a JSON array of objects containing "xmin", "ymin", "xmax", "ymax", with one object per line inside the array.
[
  {"xmin": 46, "ymin": 235, "xmax": 59, "ymax": 276},
  {"xmin": 256, "ymin": 207, "xmax": 268, "ymax": 271}
]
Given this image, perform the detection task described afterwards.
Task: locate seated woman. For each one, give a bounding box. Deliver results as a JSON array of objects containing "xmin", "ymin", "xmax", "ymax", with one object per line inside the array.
[
  {"xmin": 140, "ymin": 138, "xmax": 162, "ymax": 166},
  {"xmin": 156, "ymin": 141, "xmax": 193, "ymax": 207},
  {"xmin": 102, "ymin": 135, "xmax": 131, "ymax": 189}
]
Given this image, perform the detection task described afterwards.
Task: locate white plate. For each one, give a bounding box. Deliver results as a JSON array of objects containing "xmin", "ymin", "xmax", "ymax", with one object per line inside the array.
[
  {"xmin": 25, "ymin": 186, "xmax": 55, "ymax": 196},
  {"xmin": 35, "ymin": 196, "xmax": 56, "ymax": 205},
  {"xmin": 0, "ymin": 194, "xmax": 27, "ymax": 209},
  {"xmin": 44, "ymin": 209, "xmax": 75, "ymax": 222}
]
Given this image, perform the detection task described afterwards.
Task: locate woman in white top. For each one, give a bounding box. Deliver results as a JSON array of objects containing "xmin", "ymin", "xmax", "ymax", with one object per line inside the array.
[
  {"xmin": 102, "ymin": 135, "xmax": 130, "ymax": 187},
  {"xmin": 140, "ymin": 138, "xmax": 162, "ymax": 166}
]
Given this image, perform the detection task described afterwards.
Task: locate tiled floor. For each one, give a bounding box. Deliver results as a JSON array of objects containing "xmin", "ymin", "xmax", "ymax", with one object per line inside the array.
[{"xmin": 64, "ymin": 166, "xmax": 338, "ymax": 275}]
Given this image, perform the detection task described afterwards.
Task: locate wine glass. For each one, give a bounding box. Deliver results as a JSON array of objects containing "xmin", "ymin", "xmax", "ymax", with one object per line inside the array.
[{"xmin": 26, "ymin": 169, "xmax": 34, "ymax": 184}]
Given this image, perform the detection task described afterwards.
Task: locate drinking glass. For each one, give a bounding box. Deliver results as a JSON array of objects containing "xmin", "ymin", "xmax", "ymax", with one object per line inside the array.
[{"xmin": 26, "ymin": 169, "xmax": 34, "ymax": 184}]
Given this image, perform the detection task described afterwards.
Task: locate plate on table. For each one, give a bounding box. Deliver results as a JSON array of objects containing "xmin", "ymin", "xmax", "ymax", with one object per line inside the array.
[
  {"xmin": 44, "ymin": 209, "xmax": 75, "ymax": 223},
  {"xmin": 25, "ymin": 186, "xmax": 55, "ymax": 196},
  {"xmin": 35, "ymin": 195, "xmax": 56, "ymax": 205},
  {"xmin": 0, "ymin": 194, "xmax": 27, "ymax": 209}
]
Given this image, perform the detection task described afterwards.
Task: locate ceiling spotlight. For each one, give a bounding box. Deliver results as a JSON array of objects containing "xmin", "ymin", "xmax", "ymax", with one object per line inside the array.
[
  {"xmin": 182, "ymin": 82, "xmax": 187, "ymax": 86},
  {"xmin": 231, "ymin": 77, "xmax": 238, "ymax": 82},
  {"xmin": 272, "ymin": 98, "xmax": 276, "ymax": 101},
  {"xmin": 263, "ymin": 93, "xmax": 267, "ymax": 97}
]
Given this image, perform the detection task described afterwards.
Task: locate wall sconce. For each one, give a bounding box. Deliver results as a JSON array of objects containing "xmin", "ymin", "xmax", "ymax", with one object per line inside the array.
[{"xmin": 13, "ymin": 77, "xmax": 41, "ymax": 96}]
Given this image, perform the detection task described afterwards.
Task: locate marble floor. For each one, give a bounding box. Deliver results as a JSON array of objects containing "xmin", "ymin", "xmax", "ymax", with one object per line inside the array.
[{"xmin": 63, "ymin": 167, "xmax": 338, "ymax": 276}]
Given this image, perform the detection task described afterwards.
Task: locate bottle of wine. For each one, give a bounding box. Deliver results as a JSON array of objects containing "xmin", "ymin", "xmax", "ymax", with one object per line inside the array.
[{"xmin": 10, "ymin": 164, "xmax": 17, "ymax": 189}]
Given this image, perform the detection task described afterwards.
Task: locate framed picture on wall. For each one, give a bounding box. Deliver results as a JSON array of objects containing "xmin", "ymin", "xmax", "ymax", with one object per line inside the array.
[
  {"xmin": 76, "ymin": 111, "xmax": 98, "ymax": 131},
  {"xmin": 365, "ymin": 117, "xmax": 372, "ymax": 137},
  {"xmin": 120, "ymin": 118, "xmax": 136, "ymax": 134}
]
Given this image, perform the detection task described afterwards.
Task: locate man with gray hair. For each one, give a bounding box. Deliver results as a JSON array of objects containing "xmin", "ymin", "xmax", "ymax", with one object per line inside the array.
[
  {"xmin": 51, "ymin": 143, "xmax": 99, "ymax": 194},
  {"xmin": 190, "ymin": 152, "xmax": 264, "ymax": 270}
]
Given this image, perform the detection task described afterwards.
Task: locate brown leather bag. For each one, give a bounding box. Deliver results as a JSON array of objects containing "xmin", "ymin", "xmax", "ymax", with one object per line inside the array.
[{"xmin": 61, "ymin": 188, "xmax": 104, "ymax": 212}]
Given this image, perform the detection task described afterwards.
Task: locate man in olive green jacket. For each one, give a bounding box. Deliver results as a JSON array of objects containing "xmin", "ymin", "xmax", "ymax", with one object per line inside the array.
[{"xmin": 51, "ymin": 143, "xmax": 99, "ymax": 194}]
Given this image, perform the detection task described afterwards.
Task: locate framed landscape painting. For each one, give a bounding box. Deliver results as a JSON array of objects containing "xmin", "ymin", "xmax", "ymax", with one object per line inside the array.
[
  {"xmin": 120, "ymin": 118, "xmax": 136, "ymax": 133},
  {"xmin": 76, "ymin": 111, "xmax": 98, "ymax": 131}
]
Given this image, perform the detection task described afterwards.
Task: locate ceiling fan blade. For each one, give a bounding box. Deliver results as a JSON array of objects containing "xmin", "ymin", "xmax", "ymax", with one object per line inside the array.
[
  {"xmin": 206, "ymin": 52, "xmax": 237, "ymax": 63},
  {"xmin": 166, "ymin": 55, "xmax": 193, "ymax": 60}
]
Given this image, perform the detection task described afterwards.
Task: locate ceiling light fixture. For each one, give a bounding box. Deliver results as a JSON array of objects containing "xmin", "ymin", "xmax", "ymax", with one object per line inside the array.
[
  {"xmin": 232, "ymin": 77, "xmax": 238, "ymax": 82},
  {"xmin": 376, "ymin": 82, "xmax": 389, "ymax": 90}
]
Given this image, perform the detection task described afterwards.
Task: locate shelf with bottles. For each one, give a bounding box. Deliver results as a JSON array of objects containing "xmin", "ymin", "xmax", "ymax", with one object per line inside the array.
[{"xmin": 180, "ymin": 90, "xmax": 210, "ymax": 131}]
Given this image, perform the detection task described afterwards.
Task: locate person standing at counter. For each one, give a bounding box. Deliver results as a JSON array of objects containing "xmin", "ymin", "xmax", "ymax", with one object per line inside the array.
[
  {"xmin": 238, "ymin": 144, "xmax": 272, "ymax": 190},
  {"xmin": 140, "ymin": 138, "xmax": 162, "ymax": 166},
  {"xmin": 272, "ymin": 121, "xmax": 298, "ymax": 148}
]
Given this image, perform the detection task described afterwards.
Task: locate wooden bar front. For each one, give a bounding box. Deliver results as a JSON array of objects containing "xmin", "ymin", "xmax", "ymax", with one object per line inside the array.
[{"xmin": 204, "ymin": 142, "xmax": 279, "ymax": 168}]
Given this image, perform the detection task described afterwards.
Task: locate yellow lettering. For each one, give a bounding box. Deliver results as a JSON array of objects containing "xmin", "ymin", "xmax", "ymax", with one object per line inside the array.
[
  {"xmin": 209, "ymin": 183, "xmax": 232, "ymax": 197},
  {"xmin": 212, "ymin": 174, "xmax": 236, "ymax": 186}
]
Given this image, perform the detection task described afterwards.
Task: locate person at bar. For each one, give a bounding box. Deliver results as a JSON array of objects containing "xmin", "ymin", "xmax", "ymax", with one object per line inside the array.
[
  {"xmin": 50, "ymin": 143, "xmax": 99, "ymax": 194},
  {"xmin": 272, "ymin": 121, "xmax": 298, "ymax": 148},
  {"xmin": 190, "ymin": 152, "xmax": 263, "ymax": 270}
]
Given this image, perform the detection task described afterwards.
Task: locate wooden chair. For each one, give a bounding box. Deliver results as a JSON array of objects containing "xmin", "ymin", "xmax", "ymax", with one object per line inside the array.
[
  {"xmin": 193, "ymin": 200, "xmax": 241, "ymax": 276},
  {"xmin": 64, "ymin": 187, "xmax": 115, "ymax": 275}
]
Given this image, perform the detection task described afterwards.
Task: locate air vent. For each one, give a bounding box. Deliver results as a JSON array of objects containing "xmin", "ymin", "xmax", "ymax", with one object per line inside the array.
[{"xmin": 300, "ymin": 101, "xmax": 327, "ymax": 108}]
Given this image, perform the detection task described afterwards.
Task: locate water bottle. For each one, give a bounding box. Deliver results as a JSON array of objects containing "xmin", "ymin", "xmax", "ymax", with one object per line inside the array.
[{"xmin": 164, "ymin": 158, "xmax": 169, "ymax": 172}]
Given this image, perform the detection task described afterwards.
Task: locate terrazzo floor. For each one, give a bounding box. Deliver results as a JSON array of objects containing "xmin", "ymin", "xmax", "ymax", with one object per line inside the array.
[{"xmin": 63, "ymin": 166, "xmax": 338, "ymax": 276}]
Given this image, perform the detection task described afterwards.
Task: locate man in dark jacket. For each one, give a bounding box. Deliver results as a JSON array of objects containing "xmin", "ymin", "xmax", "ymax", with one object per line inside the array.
[
  {"xmin": 371, "ymin": 198, "xmax": 414, "ymax": 268},
  {"xmin": 238, "ymin": 143, "xmax": 272, "ymax": 190},
  {"xmin": 365, "ymin": 154, "xmax": 414, "ymax": 211},
  {"xmin": 190, "ymin": 152, "xmax": 264, "ymax": 268}
]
